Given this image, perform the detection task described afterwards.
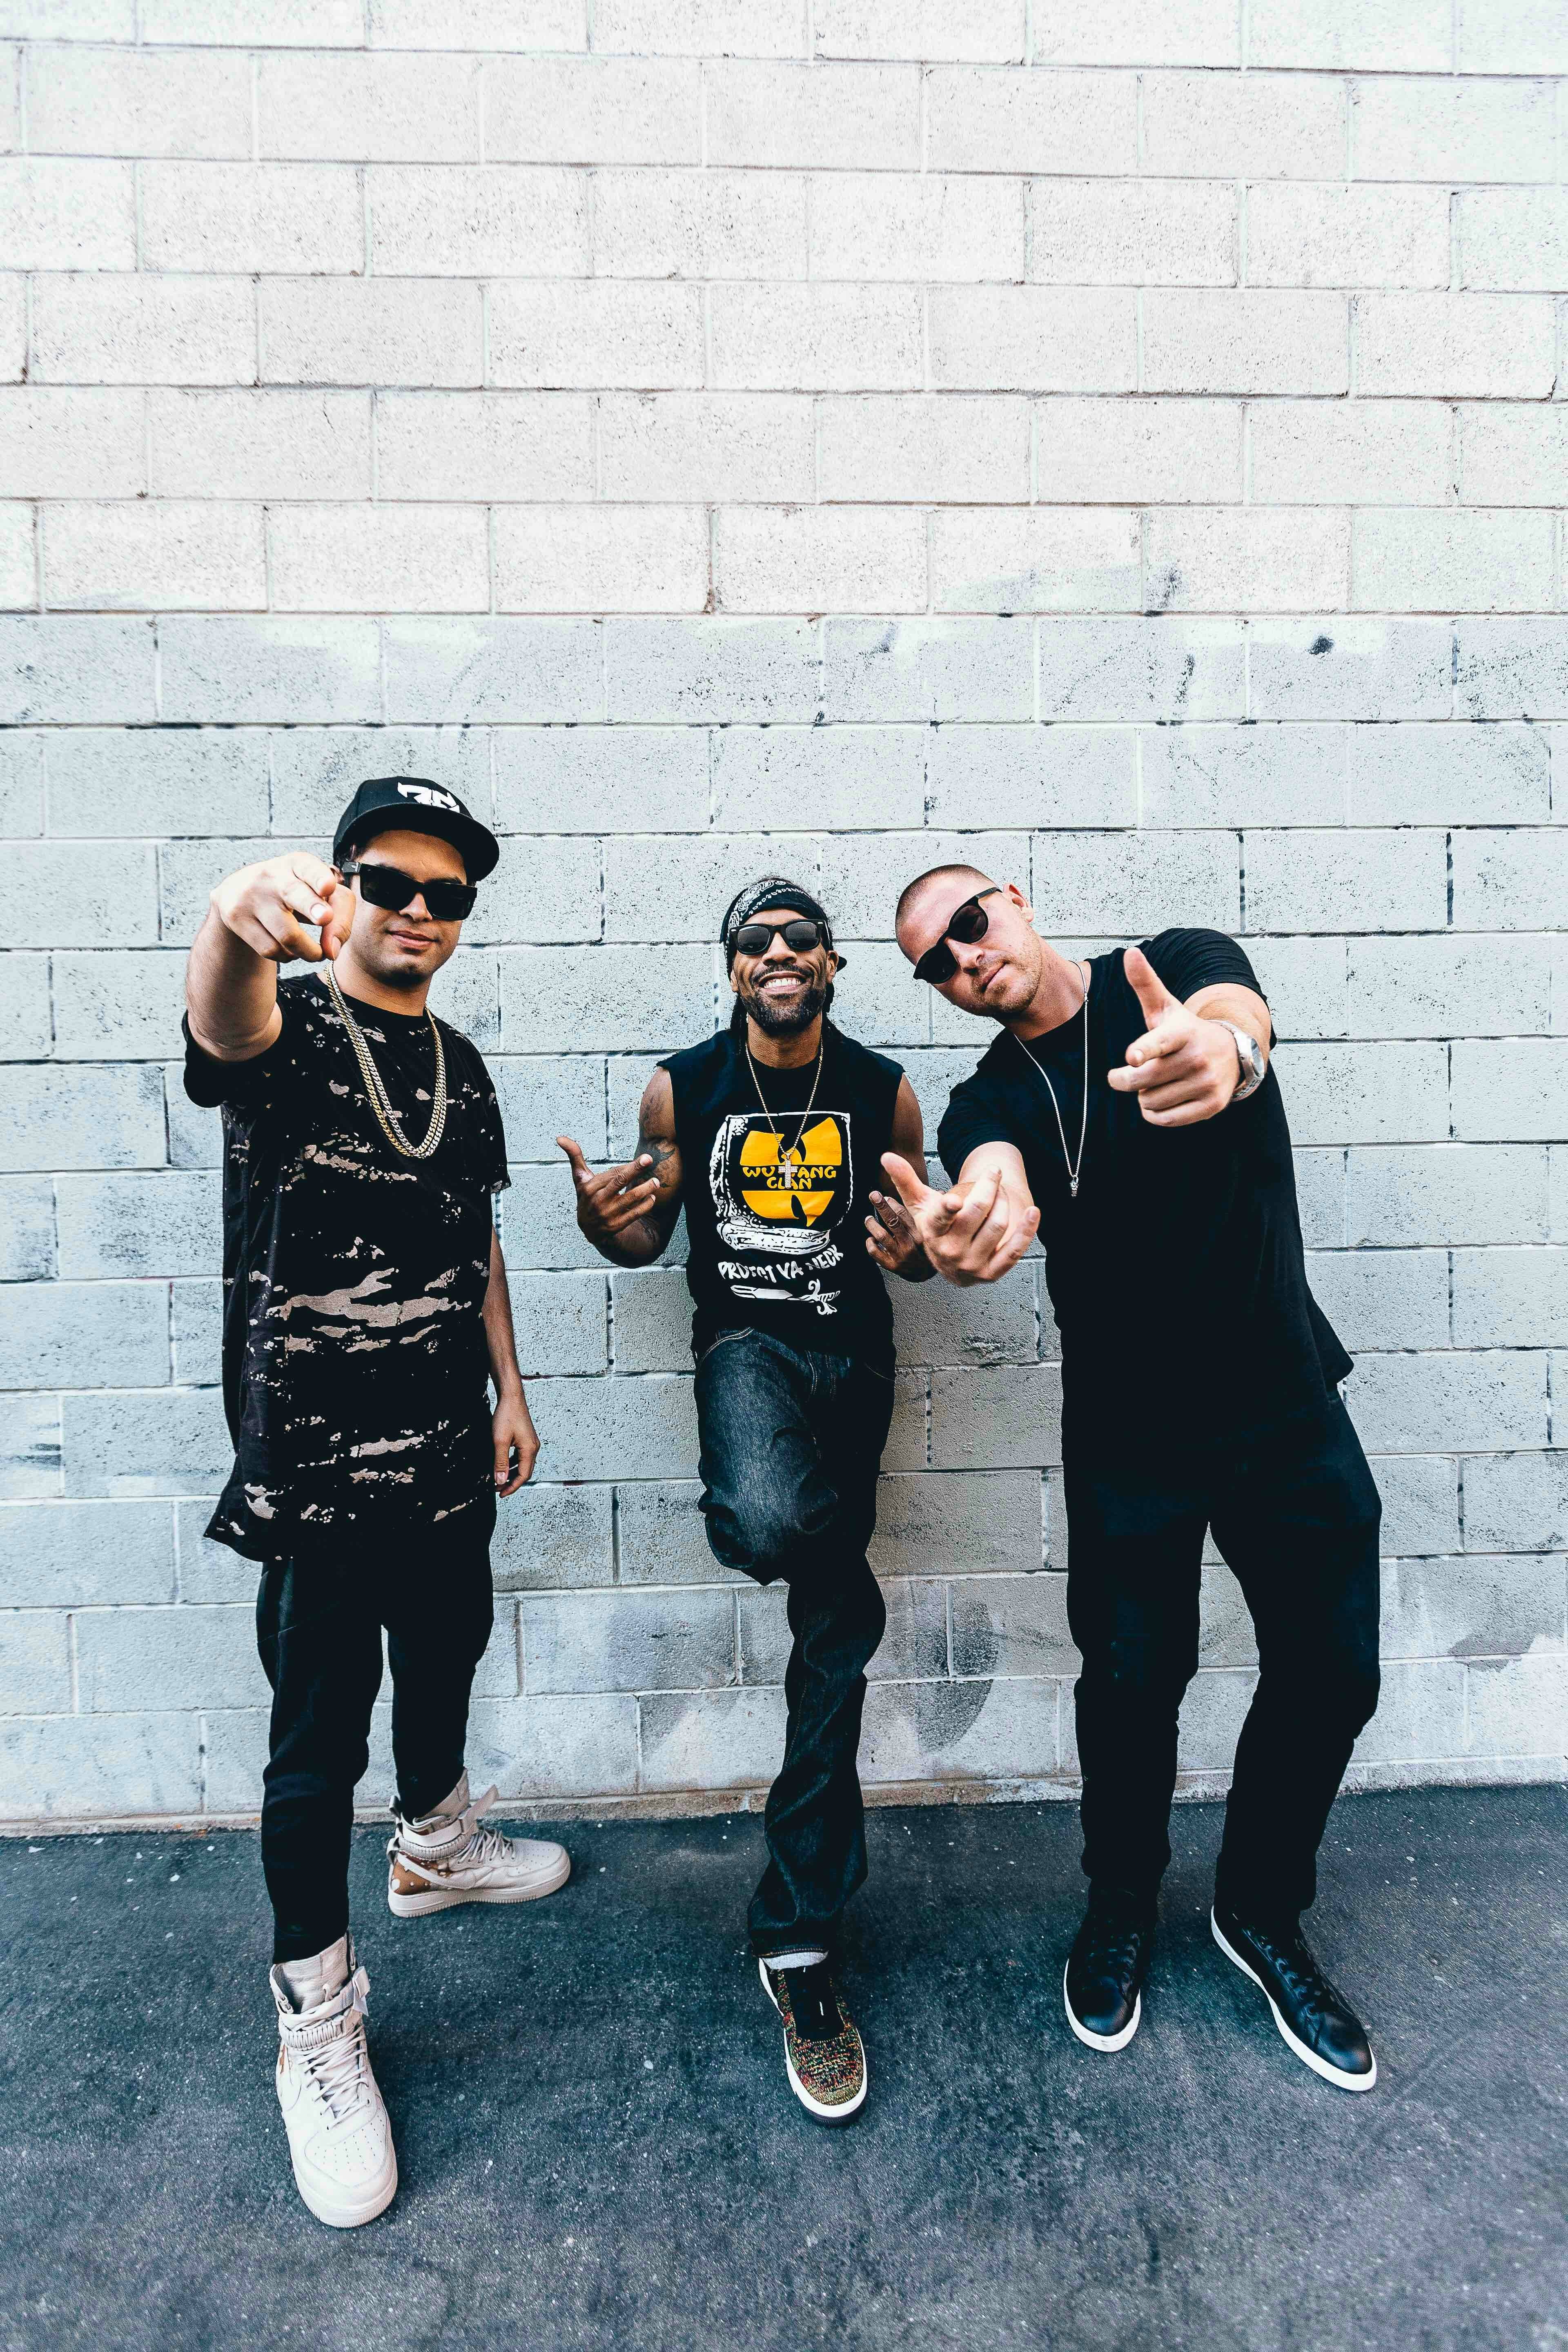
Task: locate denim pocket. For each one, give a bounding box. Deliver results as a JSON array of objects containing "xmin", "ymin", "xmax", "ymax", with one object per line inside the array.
[{"xmin": 696, "ymin": 1327, "xmax": 752, "ymax": 1367}]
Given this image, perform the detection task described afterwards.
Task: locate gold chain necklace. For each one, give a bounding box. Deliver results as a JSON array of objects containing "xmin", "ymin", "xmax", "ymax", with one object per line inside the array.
[
  {"xmin": 326, "ymin": 961, "xmax": 448, "ymax": 1161},
  {"xmin": 746, "ymin": 1032, "xmax": 825, "ymax": 1159}
]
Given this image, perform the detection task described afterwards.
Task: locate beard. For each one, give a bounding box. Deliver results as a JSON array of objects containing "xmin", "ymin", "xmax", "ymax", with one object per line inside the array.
[{"xmin": 740, "ymin": 973, "xmax": 828, "ymax": 1036}]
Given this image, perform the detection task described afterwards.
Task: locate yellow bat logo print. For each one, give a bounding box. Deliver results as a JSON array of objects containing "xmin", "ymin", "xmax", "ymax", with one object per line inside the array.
[{"xmin": 738, "ymin": 1116, "xmax": 843, "ymax": 1227}]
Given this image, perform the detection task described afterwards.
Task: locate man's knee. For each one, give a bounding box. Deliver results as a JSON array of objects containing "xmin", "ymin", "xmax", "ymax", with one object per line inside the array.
[
  {"xmin": 1082, "ymin": 1623, "xmax": 1199, "ymax": 1710},
  {"xmin": 702, "ymin": 1491, "xmax": 830, "ymax": 1585}
]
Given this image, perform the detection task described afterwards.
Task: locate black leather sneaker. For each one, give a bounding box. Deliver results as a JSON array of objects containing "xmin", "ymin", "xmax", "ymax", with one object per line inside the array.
[
  {"xmin": 1063, "ymin": 1887, "xmax": 1156, "ymax": 2053},
  {"xmin": 1212, "ymin": 1906, "xmax": 1377, "ymax": 2092}
]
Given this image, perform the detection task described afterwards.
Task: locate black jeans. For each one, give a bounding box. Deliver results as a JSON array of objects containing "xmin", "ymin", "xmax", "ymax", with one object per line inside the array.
[
  {"xmin": 256, "ymin": 1535, "xmax": 494, "ymax": 1962},
  {"xmin": 1065, "ymin": 1392, "xmax": 1382, "ymax": 1924},
  {"xmin": 695, "ymin": 1329, "xmax": 895, "ymax": 1960}
]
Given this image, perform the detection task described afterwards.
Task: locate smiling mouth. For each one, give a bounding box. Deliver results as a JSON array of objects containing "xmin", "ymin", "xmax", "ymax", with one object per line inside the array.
[{"xmin": 758, "ymin": 970, "xmax": 808, "ymax": 991}]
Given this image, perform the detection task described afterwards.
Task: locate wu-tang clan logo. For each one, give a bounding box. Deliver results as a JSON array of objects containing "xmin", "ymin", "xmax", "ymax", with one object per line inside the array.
[{"xmin": 710, "ymin": 1112, "xmax": 853, "ymax": 1258}]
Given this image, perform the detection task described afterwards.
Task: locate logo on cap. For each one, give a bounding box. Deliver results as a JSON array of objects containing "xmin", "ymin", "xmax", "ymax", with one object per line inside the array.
[{"xmin": 396, "ymin": 782, "xmax": 460, "ymax": 813}]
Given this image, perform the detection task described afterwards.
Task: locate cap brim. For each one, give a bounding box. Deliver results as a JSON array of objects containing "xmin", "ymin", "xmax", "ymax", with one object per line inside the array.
[{"xmin": 335, "ymin": 805, "xmax": 499, "ymax": 883}]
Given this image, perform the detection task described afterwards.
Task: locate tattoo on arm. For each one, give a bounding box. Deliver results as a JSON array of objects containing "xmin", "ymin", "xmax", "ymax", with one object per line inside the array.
[{"xmin": 622, "ymin": 1077, "xmax": 684, "ymax": 1258}]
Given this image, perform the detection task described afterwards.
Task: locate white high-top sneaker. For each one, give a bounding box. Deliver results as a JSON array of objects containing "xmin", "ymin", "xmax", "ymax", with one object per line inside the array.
[
  {"xmin": 270, "ymin": 1936, "xmax": 398, "ymax": 2230},
  {"xmin": 386, "ymin": 1772, "xmax": 570, "ymax": 1917}
]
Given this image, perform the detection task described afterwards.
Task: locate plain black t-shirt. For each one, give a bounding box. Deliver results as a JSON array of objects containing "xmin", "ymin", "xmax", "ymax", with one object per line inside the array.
[
  {"xmin": 936, "ymin": 929, "xmax": 1350, "ymax": 1457},
  {"xmin": 183, "ymin": 972, "xmax": 509, "ymax": 1561}
]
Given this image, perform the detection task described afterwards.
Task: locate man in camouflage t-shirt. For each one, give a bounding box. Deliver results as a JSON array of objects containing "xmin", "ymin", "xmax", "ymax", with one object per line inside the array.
[{"xmin": 183, "ymin": 777, "xmax": 568, "ymax": 2231}]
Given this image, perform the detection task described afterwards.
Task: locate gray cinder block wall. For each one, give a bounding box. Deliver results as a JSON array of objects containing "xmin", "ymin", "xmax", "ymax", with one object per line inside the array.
[{"xmin": 1, "ymin": 0, "xmax": 1565, "ymax": 1828}]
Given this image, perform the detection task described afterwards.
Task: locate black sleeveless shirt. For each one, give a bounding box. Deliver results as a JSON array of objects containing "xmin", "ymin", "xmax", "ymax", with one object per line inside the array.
[{"xmin": 662, "ymin": 1024, "xmax": 904, "ymax": 1370}]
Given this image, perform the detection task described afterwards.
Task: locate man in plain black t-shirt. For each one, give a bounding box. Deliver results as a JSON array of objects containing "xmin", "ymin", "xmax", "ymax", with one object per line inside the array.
[{"xmin": 883, "ymin": 861, "xmax": 1383, "ymax": 2096}]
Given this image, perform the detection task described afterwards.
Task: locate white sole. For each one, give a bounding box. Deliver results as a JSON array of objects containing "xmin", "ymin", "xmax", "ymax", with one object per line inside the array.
[
  {"xmin": 290, "ymin": 2149, "xmax": 399, "ymax": 2230},
  {"xmin": 757, "ymin": 1958, "xmax": 869, "ymax": 2125},
  {"xmin": 1211, "ymin": 1909, "xmax": 1377, "ymax": 2094},
  {"xmin": 387, "ymin": 1850, "xmax": 571, "ymax": 1916},
  {"xmin": 1062, "ymin": 1958, "xmax": 1143, "ymax": 2053}
]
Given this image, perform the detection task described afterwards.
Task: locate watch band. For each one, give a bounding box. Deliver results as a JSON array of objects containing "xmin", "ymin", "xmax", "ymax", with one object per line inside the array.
[{"xmin": 1217, "ymin": 1021, "xmax": 1265, "ymax": 1102}]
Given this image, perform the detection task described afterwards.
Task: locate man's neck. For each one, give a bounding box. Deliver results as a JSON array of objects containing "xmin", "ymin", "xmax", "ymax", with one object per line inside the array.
[
  {"xmin": 744, "ymin": 1012, "xmax": 823, "ymax": 1070},
  {"xmin": 1010, "ymin": 943, "xmax": 1088, "ymax": 1043},
  {"xmin": 329, "ymin": 946, "xmax": 431, "ymax": 1018}
]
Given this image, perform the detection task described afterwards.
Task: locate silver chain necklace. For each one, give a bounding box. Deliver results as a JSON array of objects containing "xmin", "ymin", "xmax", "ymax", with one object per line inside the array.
[
  {"xmin": 745, "ymin": 1033, "xmax": 825, "ymax": 1157},
  {"xmin": 326, "ymin": 960, "xmax": 448, "ymax": 1161},
  {"xmin": 1011, "ymin": 962, "xmax": 1090, "ymax": 1200}
]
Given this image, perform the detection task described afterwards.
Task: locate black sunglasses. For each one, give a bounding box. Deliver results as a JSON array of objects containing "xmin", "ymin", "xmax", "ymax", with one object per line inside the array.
[
  {"xmin": 732, "ymin": 918, "xmax": 831, "ymax": 958},
  {"xmin": 911, "ymin": 887, "xmax": 1002, "ymax": 985},
  {"xmin": 342, "ymin": 860, "xmax": 477, "ymax": 923}
]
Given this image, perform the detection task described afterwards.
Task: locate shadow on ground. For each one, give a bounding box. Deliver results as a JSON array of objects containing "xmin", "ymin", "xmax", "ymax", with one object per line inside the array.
[{"xmin": 2, "ymin": 1786, "xmax": 1564, "ymax": 2352}]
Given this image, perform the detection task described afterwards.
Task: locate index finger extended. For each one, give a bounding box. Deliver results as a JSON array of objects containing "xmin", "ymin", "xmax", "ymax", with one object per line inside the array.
[{"xmin": 287, "ymin": 852, "xmax": 341, "ymax": 895}]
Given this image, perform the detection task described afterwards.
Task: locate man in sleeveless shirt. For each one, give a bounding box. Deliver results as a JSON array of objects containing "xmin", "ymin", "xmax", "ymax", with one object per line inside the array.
[
  {"xmin": 183, "ymin": 779, "xmax": 569, "ymax": 2229},
  {"xmin": 559, "ymin": 877, "xmax": 934, "ymax": 2125},
  {"xmin": 884, "ymin": 863, "xmax": 1383, "ymax": 2095}
]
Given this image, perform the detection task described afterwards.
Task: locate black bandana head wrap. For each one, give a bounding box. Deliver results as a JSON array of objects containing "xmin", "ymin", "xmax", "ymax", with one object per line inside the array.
[{"xmin": 720, "ymin": 875, "xmax": 840, "ymax": 969}]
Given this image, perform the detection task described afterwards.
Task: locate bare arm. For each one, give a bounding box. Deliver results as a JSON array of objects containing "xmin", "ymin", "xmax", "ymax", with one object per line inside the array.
[
  {"xmin": 880, "ymin": 1138, "xmax": 1039, "ymax": 1289},
  {"xmin": 557, "ymin": 1067, "xmax": 685, "ymax": 1269},
  {"xmin": 185, "ymin": 851, "xmax": 354, "ymax": 1062},
  {"xmin": 483, "ymin": 1223, "xmax": 539, "ymax": 1496},
  {"xmin": 866, "ymin": 1076, "xmax": 937, "ymax": 1281}
]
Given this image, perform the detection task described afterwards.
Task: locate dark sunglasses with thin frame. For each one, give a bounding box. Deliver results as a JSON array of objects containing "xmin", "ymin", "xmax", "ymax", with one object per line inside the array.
[
  {"xmin": 341, "ymin": 860, "xmax": 478, "ymax": 923},
  {"xmin": 731, "ymin": 918, "xmax": 831, "ymax": 958},
  {"xmin": 911, "ymin": 886, "xmax": 1001, "ymax": 985}
]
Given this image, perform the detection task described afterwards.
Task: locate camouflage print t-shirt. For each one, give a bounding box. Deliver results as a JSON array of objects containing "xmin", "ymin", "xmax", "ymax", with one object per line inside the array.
[{"xmin": 183, "ymin": 972, "xmax": 509, "ymax": 1562}]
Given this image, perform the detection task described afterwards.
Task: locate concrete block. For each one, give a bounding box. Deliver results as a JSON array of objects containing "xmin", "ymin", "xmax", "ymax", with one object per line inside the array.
[
  {"xmin": 0, "ymin": 731, "xmax": 42, "ymax": 836},
  {"xmin": 605, "ymin": 617, "xmax": 819, "ymax": 723},
  {"xmin": 1463, "ymin": 1452, "xmax": 1568, "ymax": 1553},
  {"xmin": 269, "ymin": 724, "xmax": 488, "ymax": 837},
  {"xmin": 1143, "ymin": 724, "xmax": 1345, "ymax": 827},
  {"xmin": 144, "ymin": 0, "xmax": 366, "ymax": 35},
  {"xmin": 62, "ymin": 1387, "xmax": 234, "ymax": 1499},
  {"xmin": 1553, "ymin": 1147, "xmax": 1567, "ymax": 1242},
  {"xmin": 1243, "ymin": 827, "xmax": 1445, "ymax": 934},
  {"xmin": 0, "ymin": 278, "xmax": 20, "ymax": 384},
  {"xmin": 712, "ymin": 724, "xmax": 922, "ymax": 832},
  {"xmin": 595, "ymin": 166, "xmax": 806, "ymax": 280},
  {"xmin": 1035, "ymin": 0, "xmax": 1235, "ymax": 61},
  {"xmin": 497, "ymin": 727, "xmax": 707, "ymax": 835},
  {"xmin": 1348, "ymin": 934, "xmax": 1550, "ymax": 1039},
  {"xmin": 1349, "ymin": 1350, "xmax": 1547, "ymax": 1454},
  {"xmin": 1250, "ymin": 0, "xmax": 1450, "ymax": 70},
  {"xmin": 610, "ymin": 1270, "xmax": 690, "ymax": 1375},
  {"xmin": 1174, "ymin": 1667, "xmax": 1256, "ymax": 1773},
  {"xmin": 871, "ymin": 1468, "xmax": 1042, "ymax": 1575},
  {"xmin": 426, "ymin": 949, "xmax": 499, "ymax": 1049},
  {"xmin": 368, "ymin": 0, "xmax": 586, "ymax": 44},
  {"xmin": 1451, "ymin": 1247, "xmax": 1568, "ymax": 1348},
  {"xmin": 158, "ymin": 833, "xmax": 321, "ymax": 949},
  {"xmin": 486, "ymin": 55, "xmax": 698, "ymax": 162},
  {"xmin": 45, "ymin": 500, "xmax": 266, "ymax": 615},
  {"xmin": 1281, "ymin": 1041, "xmax": 1448, "ymax": 1146},
  {"xmin": 616, "ymin": 1481, "xmax": 744, "ymax": 1588},
  {"xmin": 638, "ymin": 1685, "xmax": 785, "ymax": 1793},
  {"xmin": 5, "ymin": 1062, "xmax": 165, "ymax": 1174},
  {"xmin": 500, "ymin": 1164, "xmax": 602, "ymax": 1272},
  {"xmin": 1456, "ymin": 0, "xmax": 1568, "ymax": 72},
  {"xmin": 1461, "ymin": 405, "xmax": 1568, "ymax": 511},
  {"xmin": 258, "ymin": 51, "xmax": 480, "ymax": 162},
  {"xmin": 29, "ymin": 43, "xmax": 251, "ymax": 159},
  {"xmin": 1251, "ymin": 401, "xmax": 1453, "ymax": 508},
  {"xmin": 465, "ymin": 835, "xmax": 602, "ymax": 948},
  {"xmin": 931, "ymin": 507, "xmax": 1140, "ymax": 614},
  {"xmin": 0, "ymin": 157, "xmax": 136, "ymax": 271},
  {"xmin": 1037, "ymin": 617, "xmax": 1245, "ymax": 722},
  {"xmin": 1355, "ymin": 292, "xmax": 1556, "ymax": 398},
  {"xmin": 160, "ymin": 616, "xmax": 381, "ymax": 724},
  {"xmin": 885, "ymin": 1369, "xmax": 930, "ymax": 1470},
  {"xmin": 376, "ymin": 391, "xmax": 592, "ymax": 502},
  {"xmin": 816, "ymin": 936, "xmax": 930, "ymax": 1049},
  {"xmin": 149, "ymin": 389, "xmax": 370, "ymax": 501},
  {"xmin": 810, "ymin": 171, "xmax": 1021, "ymax": 283},
  {"xmin": 1142, "ymin": 290, "xmax": 1348, "ymax": 394},
  {"xmin": 1456, "ymin": 619, "xmax": 1568, "ymax": 721},
  {"xmin": 76, "ymin": 1602, "xmax": 256, "ymax": 1713},
  {"xmin": 598, "ymin": 393, "xmax": 809, "ymax": 503},
  {"xmin": 951, "ymin": 1571, "xmax": 1074, "ymax": 1678},
  {"xmin": 1350, "ymin": 721, "xmax": 1546, "ymax": 826},
  {"xmin": 270, "ymin": 503, "xmax": 488, "ymax": 615},
  {"xmin": 930, "ymin": 1362, "xmax": 1060, "ymax": 1470},
  {"xmin": 1035, "ymin": 397, "xmax": 1240, "ymax": 505},
  {"xmin": 0, "ymin": 1499, "xmax": 176, "ymax": 1609},
  {"xmin": 140, "ymin": 162, "xmax": 363, "ymax": 274},
  {"xmin": 822, "ymin": 617, "xmax": 1033, "ymax": 722},
  {"xmin": 0, "ymin": 1610, "xmax": 70, "ymax": 1715},
  {"xmin": 1028, "ymin": 177, "xmax": 1234, "ymax": 288},
  {"xmin": 490, "ymin": 1481, "xmax": 614, "ymax": 1592},
  {"xmin": 174, "ymin": 1502, "xmax": 253, "ymax": 1603},
  {"xmin": 1147, "ymin": 508, "xmax": 1348, "ymax": 614},
  {"xmin": 594, "ymin": 0, "xmax": 804, "ymax": 51},
  {"xmin": 0, "ymin": 1281, "xmax": 169, "ymax": 1391},
  {"xmin": 526, "ymin": 1372, "xmax": 698, "ymax": 1482},
  {"xmin": 0, "ymin": 1711, "xmax": 201, "ymax": 1823},
  {"xmin": 259, "ymin": 276, "xmax": 483, "ymax": 388},
  {"xmin": 47, "ymin": 728, "xmax": 267, "ymax": 839},
  {"xmin": 890, "ymin": 1268, "xmax": 1038, "ymax": 1370},
  {"xmin": 1366, "ymin": 1454, "xmax": 1461, "ymax": 1557},
  {"xmin": 472, "ymin": 1603, "xmax": 520, "ymax": 1700},
  {"xmin": 489, "ymin": 1054, "xmax": 606, "ymax": 1163},
  {"xmin": 1463, "ymin": 1651, "xmax": 1567, "ymax": 1762},
  {"xmin": 466, "ymin": 1692, "xmax": 639, "ymax": 1801},
  {"xmin": 819, "ymin": 392, "xmax": 1025, "ymax": 503},
  {"xmin": 752, "ymin": 1572, "xmax": 948, "ymax": 1685},
  {"xmin": 488, "ymin": 280, "xmax": 703, "ymax": 390},
  {"xmin": 1453, "ymin": 828, "xmax": 1568, "ymax": 934},
  {"xmin": 716, "ymin": 505, "xmax": 926, "ymax": 616},
  {"xmin": 171, "ymin": 1279, "xmax": 221, "ymax": 1387},
  {"xmin": 1304, "ymin": 1247, "xmax": 1449, "ymax": 1350},
  {"xmin": 0, "ymin": 953, "xmax": 49, "ymax": 1056},
  {"xmin": 1348, "ymin": 1144, "xmax": 1548, "ymax": 1247},
  {"xmin": 1197, "ymin": 1564, "xmax": 1257, "ymax": 1669},
  {"xmin": 1028, "ymin": 829, "xmax": 1239, "ymax": 934},
  {"xmin": 815, "ymin": 0, "xmax": 1023, "ymax": 59},
  {"xmin": 1250, "ymin": 618, "xmax": 1452, "ymax": 722},
  {"xmin": 1249, "ymin": 181, "xmax": 1448, "ymax": 290},
  {"xmin": 0, "ymin": 1178, "xmax": 54, "ymax": 1282},
  {"xmin": 10, "ymin": 842, "xmax": 157, "ymax": 949},
  {"xmin": 0, "ymin": 1398, "xmax": 60, "ymax": 1502},
  {"xmin": 367, "ymin": 163, "xmax": 587, "ymax": 277},
  {"xmin": 385, "ymin": 617, "xmax": 601, "ymax": 724},
  {"xmin": 495, "ymin": 503, "xmax": 707, "ymax": 615},
  {"xmin": 521, "ymin": 1584, "xmax": 736, "ymax": 1694},
  {"xmin": 924, "ymin": 725, "xmax": 1134, "ymax": 831},
  {"xmin": 0, "ymin": 386, "xmax": 145, "ymax": 498},
  {"xmin": 831, "ymin": 822, "xmax": 1015, "ymax": 937},
  {"xmin": 928, "ymin": 286, "xmax": 1137, "ymax": 392},
  {"xmin": 707, "ymin": 58, "xmax": 915, "ymax": 169},
  {"xmin": 708, "ymin": 282, "xmax": 921, "ymax": 390},
  {"xmin": 501, "ymin": 943, "xmax": 711, "ymax": 1052},
  {"xmin": 926, "ymin": 65, "xmax": 1133, "ymax": 174},
  {"xmin": 1293, "ymin": 1148, "xmax": 1345, "ymax": 1246},
  {"xmin": 860, "ymin": 1673, "xmax": 1062, "ymax": 1786},
  {"xmin": 1457, "ymin": 187, "xmax": 1568, "ymax": 292},
  {"xmin": 507, "ymin": 1270, "xmax": 609, "ymax": 1376},
  {"xmin": 0, "ymin": 501, "xmax": 32, "ymax": 609},
  {"xmin": 1354, "ymin": 509, "xmax": 1553, "ymax": 615},
  {"xmin": 1142, "ymin": 70, "xmax": 1345, "ymax": 179},
  {"xmin": 1355, "ymin": 75, "xmax": 1555, "ymax": 184},
  {"xmin": 1451, "ymin": 1040, "xmax": 1568, "ymax": 1141},
  {"xmin": 0, "ymin": 0, "xmax": 132, "ymax": 33}
]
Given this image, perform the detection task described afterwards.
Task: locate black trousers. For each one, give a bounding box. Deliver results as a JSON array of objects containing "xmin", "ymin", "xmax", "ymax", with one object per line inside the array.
[
  {"xmin": 1064, "ymin": 1392, "xmax": 1382, "ymax": 1924},
  {"xmin": 694, "ymin": 1328, "xmax": 895, "ymax": 1960},
  {"xmin": 256, "ymin": 1535, "xmax": 494, "ymax": 1962}
]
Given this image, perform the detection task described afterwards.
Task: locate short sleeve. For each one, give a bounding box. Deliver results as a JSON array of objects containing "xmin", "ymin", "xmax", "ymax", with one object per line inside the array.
[
  {"xmin": 936, "ymin": 1066, "xmax": 1017, "ymax": 1183},
  {"xmin": 1140, "ymin": 927, "xmax": 1265, "ymax": 1006},
  {"xmin": 181, "ymin": 992, "xmax": 303, "ymax": 1112},
  {"xmin": 458, "ymin": 1042, "xmax": 510, "ymax": 1196}
]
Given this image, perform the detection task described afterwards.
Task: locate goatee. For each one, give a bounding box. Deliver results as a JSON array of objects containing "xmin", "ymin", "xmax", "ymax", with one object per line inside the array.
[{"xmin": 743, "ymin": 978, "xmax": 827, "ymax": 1036}]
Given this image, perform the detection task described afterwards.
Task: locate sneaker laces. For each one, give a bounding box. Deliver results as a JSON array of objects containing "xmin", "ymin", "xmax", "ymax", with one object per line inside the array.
[
  {"xmin": 1248, "ymin": 1922, "xmax": 1351, "ymax": 2029},
  {"xmin": 284, "ymin": 1970, "xmax": 374, "ymax": 2128},
  {"xmin": 1082, "ymin": 1891, "xmax": 1152, "ymax": 1981},
  {"xmin": 390, "ymin": 1782, "xmax": 509, "ymax": 1879}
]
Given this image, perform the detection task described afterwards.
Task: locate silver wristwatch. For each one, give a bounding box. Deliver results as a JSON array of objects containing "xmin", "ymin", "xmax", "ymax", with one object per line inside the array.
[{"xmin": 1216, "ymin": 1021, "xmax": 1266, "ymax": 1102}]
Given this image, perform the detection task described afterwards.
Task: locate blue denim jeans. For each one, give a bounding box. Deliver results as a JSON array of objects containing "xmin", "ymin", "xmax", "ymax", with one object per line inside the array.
[{"xmin": 694, "ymin": 1328, "xmax": 895, "ymax": 1959}]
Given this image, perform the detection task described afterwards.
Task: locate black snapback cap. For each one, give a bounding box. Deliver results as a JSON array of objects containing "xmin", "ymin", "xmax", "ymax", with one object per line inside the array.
[{"xmin": 332, "ymin": 777, "xmax": 500, "ymax": 883}]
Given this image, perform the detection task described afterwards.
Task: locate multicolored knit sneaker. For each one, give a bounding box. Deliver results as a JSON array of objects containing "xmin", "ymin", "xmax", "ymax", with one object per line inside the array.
[{"xmin": 758, "ymin": 1957, "xmax": 868, "ymax": 2124}]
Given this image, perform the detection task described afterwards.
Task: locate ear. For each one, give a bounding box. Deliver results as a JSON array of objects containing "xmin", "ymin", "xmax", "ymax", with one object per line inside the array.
[{"xmin": 1002, "ymin": 881, "xmax": 1036, "ymax": 923}]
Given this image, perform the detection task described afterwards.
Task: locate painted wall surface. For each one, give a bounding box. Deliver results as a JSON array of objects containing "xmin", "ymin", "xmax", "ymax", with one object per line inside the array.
[{"xmin": 1, "ymin": 0, "xmax": 1565, "ymax": 1825}]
